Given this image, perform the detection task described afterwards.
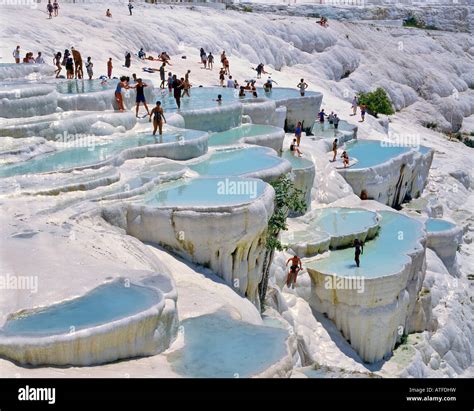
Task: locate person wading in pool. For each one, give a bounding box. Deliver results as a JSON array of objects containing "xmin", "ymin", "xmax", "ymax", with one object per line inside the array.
[
  {"xmin": 131, "ymin": 78, "xmax": 150, "ymax": 118},
  {"xmin": 115, "ymin": 76, "xmax": 130, "ymax": 112},
  {"xmin": 354, "ymin": 239, "xmax": 364, "ymax": 268},
  {"xmin": 295, "ymin": 121, "xmax": 302, "ymax": 147},
  {"xmin": 149, "ymin": 101, "xmax": 166, "ymax": 137},
  {"xmin": 286, "ymin": 255, "xmax": 303, "ymax": 289}
]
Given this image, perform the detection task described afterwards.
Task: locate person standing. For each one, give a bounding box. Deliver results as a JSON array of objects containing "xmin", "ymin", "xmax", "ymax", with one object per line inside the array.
[
  {"xmin": 331, "ymin": 138, "xmax": 338, "ymax": 162},
  {"xmin": 200, "ymin": 48, "xmax": 207, "ymax": 69},
  {"xmin": 124, "ymin": 51, "xmax": 131, "ymax": 68},
  {"xmin": 226, "ymin": 75, "xmax": 235, "ymax": 89},
  {"xmin": 53, "ymin": 51, "xmax": 62, "ymax": 77},
  {"xmin": 47, "ymin": 0, "xmax": 53, "ymax": 19},
  {"xmin": 149, "ymin": 101, "xmax": 166, "ymax": 136},
  {"xmin": 295, "ymin": 121, "xmax": 302, "ymax": 146},
  {"xmin": 132, "ymin": 78, "xmax": 149, "ymax": 117},
  {"xmin": 207, "ymin": 52, "xmax": 214, "ymax": 70},
  {"xmin": 159, "ymin": 63, "xmax": 166, "ymax": 89},
  {"xmin": 297, "ymin": 79, "xmax": 308, "ymax": 96},
  {"xmin": 359, "ymin": 104, "xmax": 367, "ymax": 122},
  {"xmin": 115, "ymin": 76, "xmax": 129, "ymax": 112},
  {"xmin": 354, "ymin": 239, "xmax": 363, "ymax": 268},
  {"xmin": 318, "ymin": 109, "xmax": 327, "ymax": 124},
  {"xmin": 65, "ymin": 55, "xmax": 74, "ymax": 79},
  {"xmin": 53, "ymin": 0, "xmax": 59, "ymax": 17},
  {"xmin": 182, "ymin": 70, "xmax": 191, "ymax": 97},
  {"xmin": 333, "ymin": 114, "xmax": 340, "ymax": 130},
  {"xmin": 172, "ymin": 75, "xmax": 183, "ymax": 109},
  {"xmin": 128, "ymin": 1, "xmax": 133, "ymax": 16},
  {"xmin": 219, "ymin": 68, "xmax": 225, "ymax": 87},
  {"xmin": 107, "ymin": 57, "xmax": 113, "ymax": 79},
  {"xmin": 167, "ymin": 72, "xmax": 173, "ymax": 93},
  {"xmin": 13, "ymin": 46, "xmax": 20, "ymax": 64},
  {"xmin": 85, "ymin": 57, "xmax": 93, "ymax": 80},
  {"xmin": 286, "ymin": 255, "xmax": 302, "ymax": 289},
  {"xmin": 351, "ymin": 95, "xmax": 358, "ymax": 116},
  {"xmin": 71, "ymin": 47, "xmax": 83, "ymax": 79}
]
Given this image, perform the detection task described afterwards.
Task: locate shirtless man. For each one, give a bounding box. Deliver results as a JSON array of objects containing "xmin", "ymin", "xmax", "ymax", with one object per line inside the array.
[
  {"xmin": 286, "ymin": 255, "xmax": 303, "ymax": 289},
  {"xmin": 71, "ymin": 47, "xmax": 83, "ymax": 79}
]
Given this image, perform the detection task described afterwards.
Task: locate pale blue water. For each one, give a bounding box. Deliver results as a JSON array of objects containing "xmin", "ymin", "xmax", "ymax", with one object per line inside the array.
[
  {"xmin": 0, "ymin": 129, "xmax": 205, "ymax": 177},
  {"xmin": 189, "ymin": 147, "xmax": 284, "ymax": 177},
  {"xmin": 309, "ymin": 208, "xmax": 379, "ymax": 237},
  {"xmin": 425, "ymin": 218, "xmax": 456, "ymax": 232},
  {"xmin": 344, "ymin": 140, "xmax": 411, "ymax": 169},
  {"xmin": 312, "ymin": 119, "xmax": 354, "ymax": 137},
  {"xmin": 169, "ymin": 313, "xmax": 288, "ymax": 378},
  {"xmin": 155, "ymin": 86, "xmax": 318, "ymax": 112},
  {"xmin": 307, "ymin": 211, "xmax": 424, "ymax": 278},
  {"xmin": 209, "ymin": 124, "xmax": 281, "ymax": 147},
  {"xmin": 56, "ymin": 79, "xmax": 117, "ymax": 94},
  {"xmin": 142, "ymin": 177, "xmax": 266, "ymax": 207},
  {"xmin": 1, "ymin": 281, "xmax": 159, "ymax": 337},
  {"xmin": 417, "ymin": 146, "xmax": 431, "ymax": 155},
  {"xmin": 282, "ymin": 150, "xmax": 314, "ymax": 170}
]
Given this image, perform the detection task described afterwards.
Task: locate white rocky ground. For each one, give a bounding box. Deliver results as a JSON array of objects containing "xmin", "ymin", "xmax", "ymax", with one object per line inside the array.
[{"xmin": 0, "ymin": 3, "xmax": 472, "ymax": 377}]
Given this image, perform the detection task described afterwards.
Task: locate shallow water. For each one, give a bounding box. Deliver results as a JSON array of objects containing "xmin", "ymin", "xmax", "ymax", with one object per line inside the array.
[
  {"xmin": 0, "ymin": 129, "xmax": 205, "ymax": 177},
  {"xmin": 56, "ymin": 79, "xmax": 117, "ymax": 94},
  {"xmin": 425, "ymin": 218, "xmax": 456, "ymax": 232},
  {"xmin": 189, "ymin": 146, "xmax": 284, "ymax": 177},
  {"xmin": 344, "ymin": 140, "xmax": 411, "ymax": 169},
  {"xmin": 142, "ymin": 177, "xmax": 266, "ymax": 207},
  {"xmin": 307, "ymin": 211, "xmax": 423, "ymax": 278},
  {"xmin": 168, "ymin": 313, "xmax": 288, "ymax": 378},
  {"xmin": 309, "ymin": 208, "xmax": 378, "ymax": 237},
  {"xmin": 1, "ymin": 281, "xmax": 159, "ymax": 336},
  {"xmin": 208, "ymin": 124, "xmax": 280, "ymax": 147}
]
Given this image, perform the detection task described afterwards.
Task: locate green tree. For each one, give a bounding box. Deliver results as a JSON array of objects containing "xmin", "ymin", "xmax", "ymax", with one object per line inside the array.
[
  {"xmin": 358, "ymin": 87, "xmax": 394, "ymax": 117},
  {"xmin": 258, "ymin": 175, "xmax": 306, "ymax": 311}
]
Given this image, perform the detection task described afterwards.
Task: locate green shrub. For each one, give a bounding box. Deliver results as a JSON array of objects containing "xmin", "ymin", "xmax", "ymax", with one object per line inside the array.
[
  {"xmin": 357, "ymin": 88, "xmax": 394, "ymax": 117},
  {"xmin": 242, "ymin": 6, "xmax": 253, "ymax": 12},
  {"xmin": 403, "ymin": 14, "xmax": 425, "ymax": 28}
]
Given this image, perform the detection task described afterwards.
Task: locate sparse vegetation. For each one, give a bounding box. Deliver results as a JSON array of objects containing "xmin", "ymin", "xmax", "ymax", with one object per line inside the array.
[
  {"xmin": 424, "ymin": 122, "xmax": 438, "ymax": 130},
  {"xmin": 242, "ymin": 6, "xmax": 253, "ymax": 13},
  {"xmin": 403, "ymin": 14, "xmax": 439, "ymax": 30},
  {"xmin": 258, "ymin": 175, "xmax": 306, "ymax": 310},
  {"xmin": 357, "ymin": 88, "xmax": 395, "ymax": 117}
]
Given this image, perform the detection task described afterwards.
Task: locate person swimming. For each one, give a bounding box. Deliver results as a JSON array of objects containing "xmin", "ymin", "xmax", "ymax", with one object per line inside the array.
[
  {"xmin": 354, "ymin": 239, "xmax": 363, "ymax": 268},
  {"xmin": 286, "ymin": 255, "xmax": 302, "ymax": 289},
  {"xmin": 215, "ymin": 94, "xmax": 222, "ymax": 103}
]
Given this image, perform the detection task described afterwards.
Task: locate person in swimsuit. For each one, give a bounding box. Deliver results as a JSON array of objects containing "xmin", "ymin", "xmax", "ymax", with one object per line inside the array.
[
  {"xmin": 65, "ymin": 56, "xmax": 74, "ymax": 79},
  {"xmin": 295, "ymin": 121, "xmax": 302, "ymax": 146},
  {"xmin": 85, "ymin": 57, "xmax": 93, "ymax": 80},
  {"xmin": 200, "ymin": 48, "xmax": 207, "ymax": 69},
  {"xmin": 219, "ymin": 68, "xmax": 225, "ymax": 87},
  {"xmin": 354, "ymin": 239, "xmax": 364, "ymax": 268},
  {"xmin": 182, "ymin": 70, "xmax": 191, "ymax": 97},
  {"xmin": 53, "ymin": 0, "xmax": 59, "ymax": 17},
  {"xmin": 286, "ymin": 255, "xmax": 302, "ymax": 289},
  {"xmin": 71, "ymin": 47, "xmax": 83, "ymax": 79},
  {"xmin": 149, "ymin": 101, "xmax": 166, "ymax": 137},
  {"xmin": 53, "ymin": 51, "xmax": 62, "ymax": 77},
  {"xmin": 167, "ymin": 72, "xmax": 173, "ymax": 93},
  {"xmin": 107, "ymin": 57, "xmax": 113, "ymax": 79},
  {"xmin": 13, "ymin": 46, "xmax": 20, "ymax": 64},
  {"xmin": 159, "ymin": 63, "xmax": 166, "ymax": 89},
  {"xmin": 173, "ymin": 76, "xmax": 183, "ymax": 109},
  {"xmin": 207, "ymin": 52, "xmax": 214, "ymax": 70},
  {"xmin": 215, "ymin": 94, "xmax": 222, "ymax": 104},
  {"xmin": 341, "ymin": 150, "xmax": 349, "ymax": 168},
  {"xmin": 297, "ymin": 79, "xmax": 308, "ymax": 96},
  {"xmin": 132, "ymin": 78, "xmax": 149, "ymax": 117},
  {"xmin": 318, "ymin": 109, "xmax": 327, "ymax": 123},
  {"xmin": 331, "ymin": 138, "xmax": 338, "ymax": 162},
  {"xmin": 290, "ymin": 138, "xmax": 302, "ymax": 157},
  {"xmin": 238, "ymin": 86, "xmax": 246, "ymax": 98},
  {"xmin": 115, "ymin": 76, "xmax": 129, "ymax": 112},
  {"xmin": 333, "ymin": 114, "xmax": 340, "ymax": 129},
  {"xmin": 360, "ymin": 104, "xmax": 367, "ymax": 122},
  {"xmin": 351, "ymin": 96, "xmax": 358, "ymax": 116}
]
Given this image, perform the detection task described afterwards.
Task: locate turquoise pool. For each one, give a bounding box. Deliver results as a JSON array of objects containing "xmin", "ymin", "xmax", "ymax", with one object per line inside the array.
[
  {"xmin": 168, "ymin": 313, "xmax": 288, "ymax": 378},
  {"xmin": 0, "ymin": 129, "xmax": 205, "ymax": 177},
  {"xmin": 155, "ymin": 86, "xmax": 318, "ymax": 112},
  {"xmin": 344, "ymin": 140, "xmax": 411, "ymax": 169},
  {"xmin": 282, "ymin": 150, "xmax": 314, "ymax": 170},
  {"xmin": 307, "ymin": 211, "xmax": 424, "ymax": 278},
  {"xmin": 141, "ymin": 177, "xmax": 266, "ymax": 207},
  {"xmin": 0, "ymin": 281, "xmax": 159, "ymax": 337},
  {"xmin": 309, "ymin": 208, "xmax": 379, "ymax": 237},
  {"xmin": 189, "ymin": 147, "xmax": 284, "ymax": 177},
  {"xmin": 208, "ymin": 124, "xmax": 281, "ymax": 147},
  {"xmin": 56, "ymin": 79, "xmax": 117, "ymax": 94},
  {"xmin": 425, "ymin": 218, "xmax": 456, "ymax": 232}
]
